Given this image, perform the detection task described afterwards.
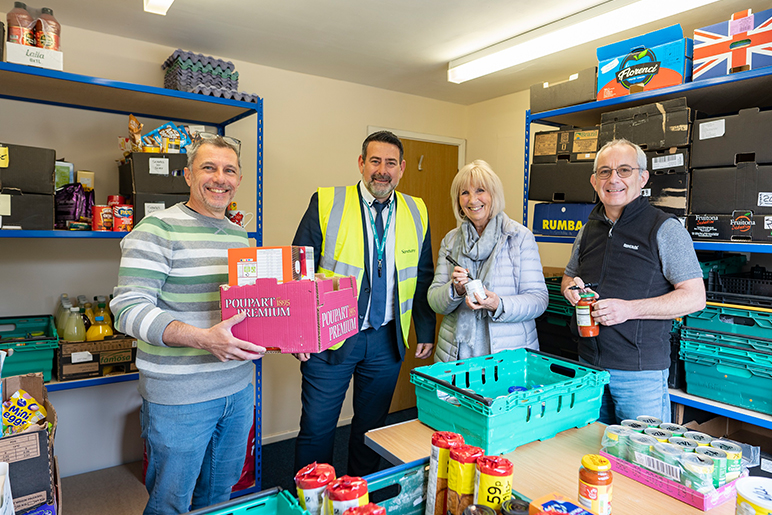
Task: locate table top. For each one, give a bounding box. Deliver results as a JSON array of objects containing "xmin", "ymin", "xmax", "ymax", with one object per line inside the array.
[{"xmin": 365, "ymin": 419, "xmax": 735, "ymax": 514}]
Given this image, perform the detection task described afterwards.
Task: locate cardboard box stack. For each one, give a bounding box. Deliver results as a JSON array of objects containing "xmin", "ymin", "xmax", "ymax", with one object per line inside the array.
[
  {"xmin": 687, "ymin": 107, "xmax": 772, "ymax": 242},
  {"xmin": 118, "ymin": 152, "xmax": 190, "ymax": 223},
  {"xmin": 0, "ymin": 143, "xmax": 56, "ymax": 230}
]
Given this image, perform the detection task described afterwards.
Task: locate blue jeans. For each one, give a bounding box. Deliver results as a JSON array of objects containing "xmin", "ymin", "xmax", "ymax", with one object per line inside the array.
[
  {"xmin": 141, "ymin": 385, "xmax": 253, "ymax": 515},
  {"xmin": 598, "ymin": 368, "xmax": 671, "ymax": 425}
]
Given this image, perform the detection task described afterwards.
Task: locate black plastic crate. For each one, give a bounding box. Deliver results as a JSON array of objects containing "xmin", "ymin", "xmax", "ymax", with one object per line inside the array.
[
  {"xmin": 535, "ymin": 313, "xmax": 579, "ymax": 361},
  {"xmin": 708, "ymin": 265, "xmax": 772, "ymax": 297}
]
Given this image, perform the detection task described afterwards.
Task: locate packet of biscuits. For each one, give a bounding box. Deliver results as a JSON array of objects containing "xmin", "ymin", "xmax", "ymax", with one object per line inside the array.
[{"xmin": 129, "ymin": 114, "xmax": 144, "ymax": 152}]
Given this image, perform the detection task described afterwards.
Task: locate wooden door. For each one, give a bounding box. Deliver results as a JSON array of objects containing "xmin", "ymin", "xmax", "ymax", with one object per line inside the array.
[{"xmin": 389, "ymin": 138, "xmax": 460, "ymax": 412}]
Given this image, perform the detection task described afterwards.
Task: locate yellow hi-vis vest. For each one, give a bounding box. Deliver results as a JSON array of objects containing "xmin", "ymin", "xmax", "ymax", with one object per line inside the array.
[{"xmin": 317, "ymin": 185, "xmax": 428, "ymax": 349}]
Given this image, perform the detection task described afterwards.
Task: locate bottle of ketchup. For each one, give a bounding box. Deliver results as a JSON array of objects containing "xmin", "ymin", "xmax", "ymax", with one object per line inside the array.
[{"xmin": 576, "ymin": 292, "xmax": 599, "ymax": 337}]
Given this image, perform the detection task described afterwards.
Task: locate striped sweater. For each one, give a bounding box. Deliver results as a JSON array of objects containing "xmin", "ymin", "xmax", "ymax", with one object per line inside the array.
[{"xmin": 111, "ymin": 203, "xmax": 253, "ymax": 405}]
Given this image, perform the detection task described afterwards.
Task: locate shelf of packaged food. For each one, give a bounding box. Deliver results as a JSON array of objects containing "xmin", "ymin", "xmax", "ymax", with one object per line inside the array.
[
  {"xmin": 529, "ymin": 65, "xmax": 772, "ymax": 128},
  {"xmin": 0, "ymin": 230, "xmax": 129, "ymax": 238},
  {"xmin": 670, "ymin": 388, "xmax": 772, "ymax": 431},
  {"xmin": 46, "ymin": 372, "xmax": 139, "ymax": 392},
  {"xmin": 0, "ymin": 61, "xmax": 257, "ymax": 127}
]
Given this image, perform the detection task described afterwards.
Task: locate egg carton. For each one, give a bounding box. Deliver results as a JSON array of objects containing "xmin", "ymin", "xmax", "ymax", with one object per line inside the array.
[
  {"xmin": 164, "ymin": 60, "xmax": 239, "ymax": 81},
  {"xmin": 162, "ymin": 49, "xmax": 235, "ymax": 73}
]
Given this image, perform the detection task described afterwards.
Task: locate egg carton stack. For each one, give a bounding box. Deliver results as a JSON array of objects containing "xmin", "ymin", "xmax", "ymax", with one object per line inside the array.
[{"xmin": 162, "ymin": 49, "xmax": 260, "ymax": 103}]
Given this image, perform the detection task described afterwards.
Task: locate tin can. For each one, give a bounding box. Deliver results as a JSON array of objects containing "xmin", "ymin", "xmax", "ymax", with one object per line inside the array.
[
  {"xmin": 462, "ymin": 506, "xmax": 495, "ymax": 515},
  {"xmin": 696, "ymin": 446, "xmax": 728, "ymax": 488},
  {"xmin": 680, "ymin": 453, "xmax": 714, "ymax": 493},
  {"xmin": 711, "ymin": 439, "xmax": 742, "ymax": 481},
  {"xmin": 602, "ymin": 425, "xmax": 634, "ymax": 458},
  {"xmin": 637, "ymin": 415, "xmax": 662, "ymax": 427},
  {"xmin": 500, "ymin": 499, "xmax": 529, "ymax": 515},
  {"xmin": 684, "ymin": 431, "xmax": 714, "ymax": 446},
  {"xmin": 626, "ymin": 433, "xmax": 658, "ymax": 464},
  {"xmin": 669, "ymin": 436, "xmax": 699, "ymax": 453},
  {"xmin": 107, "ymin": 195, "xmax": 125, "ymax": 207},
  {"xmin": 735, "ymin": 477, "xmax": 772, "ymax": 515},
  {"xmin": 464, "ymin": 279, "xmax": 487, "ymax": 304},
  {"xmin": 644, "ymin": 427, "xmax": 673, "ymax": 443},
  {"xmin": 113, "ymin": 204, "xmax": 133, "ymax": 232},
  {"xmin": 620, "ymin": 420, "xmax": 647, "ymax": 433},
  {"xmin": 91, "ymin": 205, "xmax": 113, "ymax": 231},
  {"xmin": 659, "ymin": 423, "xmax": 688, "ymax": 437},
  {"xmin": 474, "ymin": 456, "xmax": 513, "ymax": 513},
  {"xmin": 295, "ymin": 462, "xmax": 336, "ymax": 515}
]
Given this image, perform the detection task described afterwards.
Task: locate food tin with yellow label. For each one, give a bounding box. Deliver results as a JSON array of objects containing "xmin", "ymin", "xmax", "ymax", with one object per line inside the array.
[{"xmin": 735, "ymin": 477, "xmax": 772, "ymax": 515}]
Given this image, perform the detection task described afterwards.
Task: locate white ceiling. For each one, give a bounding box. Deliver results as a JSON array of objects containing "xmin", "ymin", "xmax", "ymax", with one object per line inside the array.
[{"xmin": 28, "ymin": 0, "xmax": 770, "ymax": 105}]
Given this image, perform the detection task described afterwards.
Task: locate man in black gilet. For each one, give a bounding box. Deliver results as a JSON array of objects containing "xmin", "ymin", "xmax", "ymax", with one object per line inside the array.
[{"xmin": 561, "ymin": 139, "xmax": 705, "ymax": 424}]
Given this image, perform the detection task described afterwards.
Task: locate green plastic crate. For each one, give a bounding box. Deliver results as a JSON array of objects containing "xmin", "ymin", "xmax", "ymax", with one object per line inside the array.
[
  {"xmin": 186, "ymin": 488, "xmax": 307, "ymax": 515},
  {"xmin": 684, "ymin": 303, "xmax": 772, "ymax": 340},
  {"xmin": 681, "ymin": 327, "xmax": 772, "ymax": 354},
  {"xmin": 680, "ymin": 339, "xmax": 772, "ymax": 416},
  {"xmin": 365, "ymin": 458, "xmax": 428, "ymax": 515},
  {"xmin": 410, "ymin": 349, "xmax": 609, "ymax": 455},
  {"xmin": 698, "ymin": 253, "xmax": 746, "ymax": 279},
  {"xmin": 0, "ymin": 315, "xmax": 59, "ymax": 382}
]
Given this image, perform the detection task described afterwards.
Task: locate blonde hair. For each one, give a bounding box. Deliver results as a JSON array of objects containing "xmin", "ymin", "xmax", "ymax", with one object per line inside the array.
[{"xmin": 450, "ymin": 159, "xmax": 506, "ymax": 224}]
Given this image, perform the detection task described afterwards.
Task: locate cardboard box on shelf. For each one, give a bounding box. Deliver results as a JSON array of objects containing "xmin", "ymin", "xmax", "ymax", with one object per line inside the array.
[
  {"xmin": 532, "ymin": 127, "xmax": 599, "ymax": 163},
  {"xmin": 228, "ymin": 246, "xmax": 315, "ymax": 286},
  {"xmin": 692, "ymin": 108, "xmax": 772, "ymax": 168},
  {"xmin": 56, "ymin": 336, "xmax": 138, "ymax": 382},
  {"xmin": 220, "ymin": 275, "xmax": 358, "ymax": 354},
  {"xmin": 693, "ymin": 8, "xmax": 772, "ymax": 81},
  {"xmin": 686, "ymin": 214, "xmax": 733, "ymax": 242},
  {"xmin": 529, "ymin": 67, "xmax": 597, "ymax": 113},
  {"xmin": 643, "ymin": 171, "xmax": 690, "ymax": 217},
  {"xmin": 646, "ymin": 147, "xmax": 690, "ymax": 175},
  {"xmin": 118, "ymin": 152, "xmax": 189, "ymax": 196},
  {"xmin": 0, "ymin": 143, "xmax": 56, "ymax": 195},
  {"xmin": 599, "ymin": 97, "xmax": 691, "ymax": 151},
  {"xmin": 596, "ymin": 25, "xmax": 693, "ymax": 101},
  {"xmin": 131, "ymin": 192, "xmax": 189, "ymax": 224},
  {"xmin": 532, "ymin": 203, "xmax": 595, "ymax": 237},
  {"xmin": 0, "ymin": 191, "xmax": 54, "ymax": 230},
  {"xmin": 76, "ymin": 170, "xmax": 94, "ymax": 189},
  {"xmin": 528, "ymin": 160, "xmax": 597, "ymax": 203},
  {"xmin": 691, "ymin": 163, "xmax": 772, "ymax": 215},
  {"xmin": 5, "ymin": 42, "xmax": 63, "ymax": 71},
  {"xmin": 0, "ymin": 373, "xmax": 57, "ymax": 514}
]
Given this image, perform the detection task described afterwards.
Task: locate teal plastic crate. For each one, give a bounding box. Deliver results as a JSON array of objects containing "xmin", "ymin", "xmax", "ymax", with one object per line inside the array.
[
  {"xmin": 680, "ymin": 339, "xmax": 772, "ymax": 415},
  {"xmin": 684, "ymin": 303, "xmax": 772, "ymax": 340},
  {"xmin": 698, "ymin": 253, "xmax": 746, "ymax": 279},
  {"xmin": 365, "ymin": 458, "xmax": 428, "ymax": 515},
  {"xmin": 545, "ymin": 277, "xmax": 574, "ymax": 317},
  {"xmin": 0, "ymin": 315, "xmax": 59, "ymax": 382},
  {"xmin": 681, "ymin": 327, "xmax": 772, "ymax": 354},
  {"xmin": 186, "ymin": 488, "xmax": 307, "ymax": 515},
  {"xmin": 410, "ymin": 349, "xmax": 609, "ymax": 455}
]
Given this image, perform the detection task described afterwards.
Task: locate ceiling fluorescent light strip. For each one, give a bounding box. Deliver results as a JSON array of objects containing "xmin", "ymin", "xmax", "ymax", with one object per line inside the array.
[
  {"xmin": 448, "ymin": 0, "xmax": 722, "ymax": 83},
  {"xmin": 144, "ymin": 0, "xmax": 175, "ymax": 16}
]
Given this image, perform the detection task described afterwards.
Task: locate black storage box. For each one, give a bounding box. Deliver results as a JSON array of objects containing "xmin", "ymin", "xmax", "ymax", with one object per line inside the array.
[
  {"xmin": 646, "ymin": 147, "xmax": 689, "ymax": 175},
  {"xmin": 535, "ymin": 314, "xmax": 579, "ymax": 362},
  {"xmin": 686, "ymin": 214, "xmax": 733, "ymax": 242},
  {"xmin": 692, "ymin": 108, "xmax": 772, "ymax": 168},
  {"xmin": 691, "ymin": 163, "xmax": 772, "ymax": 215},
  {"xmin": 0, "ymin": 190, "xmax": 55, "ymax": 230},
  {"xmin": 132, "ymin": 192, "xmax": 189, "ymax": 223},
  {"xmin": 119, "ymin": 152, "xmax": 189, "ymax": 195},
  {"xmin": 599, "ymin": 97, "xmax": 691, "ymax": 151},
  {"xmin": 0, "ymin": 142, "xmax": 56, "ymax": 194},
  {"xmin": 529, "ymin": 67, "xmax": 597, "ymax": 114},
  {"xmin": 643, "ymin": 170, "xmax": 690, "ymax": 216},
  {"xmin": 528, "ymin": 159, "xmax": 597, "ymax": 203},
  {"xmin": 532, "ymin": 127, "xmax": 599, "ymax": 163}
]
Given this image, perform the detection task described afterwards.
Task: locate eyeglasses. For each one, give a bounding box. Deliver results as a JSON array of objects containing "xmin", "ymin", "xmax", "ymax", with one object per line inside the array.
[
  {"xmin": 595, "ymin": 166, "xmax": 641, "ymax": 179},
  {"xmin": 192, "ymin": 132, "xmax": 241, "ymax": 154}
]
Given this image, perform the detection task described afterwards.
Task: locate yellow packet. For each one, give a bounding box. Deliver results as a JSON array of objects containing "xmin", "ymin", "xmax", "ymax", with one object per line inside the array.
[{"xmin": 2, "ymin": 389, "xmax": 47, "ymax": 434}]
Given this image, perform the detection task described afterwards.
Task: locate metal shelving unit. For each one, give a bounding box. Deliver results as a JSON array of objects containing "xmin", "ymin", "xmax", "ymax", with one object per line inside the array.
[
  {"xmin": 524, "ymin": 65, "xmax": 772, "ymax": 427},
  {"xmin": 0, "ymin": 61, "xmax": 264, "ymax": 494}
]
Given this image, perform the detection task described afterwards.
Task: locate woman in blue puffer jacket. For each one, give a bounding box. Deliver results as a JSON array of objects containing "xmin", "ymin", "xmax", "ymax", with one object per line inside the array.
[{"xmin": 429, "ymin": 159, "xmax": 548, "ymax": 362}]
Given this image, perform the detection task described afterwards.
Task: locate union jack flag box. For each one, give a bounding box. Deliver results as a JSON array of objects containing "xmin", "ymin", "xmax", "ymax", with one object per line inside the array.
[{"xmin": 693, "ymin": 8, "xmax": 772, "ymax": 81}]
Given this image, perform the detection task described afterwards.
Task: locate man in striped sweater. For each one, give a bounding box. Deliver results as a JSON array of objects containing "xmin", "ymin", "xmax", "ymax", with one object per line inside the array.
[{"xmin": 111, "ymin": 134, "xmax": 265, "ymax": 515}]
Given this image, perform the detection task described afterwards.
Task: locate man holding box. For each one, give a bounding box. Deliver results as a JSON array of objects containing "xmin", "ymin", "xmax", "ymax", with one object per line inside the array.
[
  {"xmin": 292, "ymin": 130, "xmax": 436, "ymax": 476},
  {"xmin": 561, "ymin": 139, "xmax": 705, "ymax": 425},
  {"xmin": 111, "ymin": 133, "xmax": 265, "ymax": 515}
]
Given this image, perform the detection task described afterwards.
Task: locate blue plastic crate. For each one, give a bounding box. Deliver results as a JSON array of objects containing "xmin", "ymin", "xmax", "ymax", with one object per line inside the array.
[
  {"xmin": 410, "ymin": 349, "xmax": 609, "ymax": 455},
  {"xmin": 185, "ymin": 488, "xmax": 307, "ymax": 515},
  {"xmin": 680, "ymin": 339, "xmax": 772, "ymax": 416},
  {"xmin": 365, "ymin": 458, "xmax": 428, "ymax": 515}
]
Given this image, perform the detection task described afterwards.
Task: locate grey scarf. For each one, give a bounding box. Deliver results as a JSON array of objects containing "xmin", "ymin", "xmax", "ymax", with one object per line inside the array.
[{"xmin": 450, "ymin": 213, "xmax": 505, "ymax": 358}]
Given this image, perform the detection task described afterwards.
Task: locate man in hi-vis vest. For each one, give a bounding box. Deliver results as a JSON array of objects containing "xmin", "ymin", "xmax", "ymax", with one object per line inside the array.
[{"xmin": 292, "ymin": 130, "xmax": 436, "ymax": 476}]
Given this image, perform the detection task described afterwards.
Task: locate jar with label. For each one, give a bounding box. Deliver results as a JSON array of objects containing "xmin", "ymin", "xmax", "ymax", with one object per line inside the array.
[
  {"xmin": 578, "ymin": 454, "xmax": 612, "ymax": 515},
  {"xmin": 576, "ymin": 293, "xmax": 599, "ymax": 337}
]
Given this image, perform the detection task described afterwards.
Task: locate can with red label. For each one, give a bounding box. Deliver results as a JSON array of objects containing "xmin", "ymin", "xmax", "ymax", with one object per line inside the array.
[
  {"xmin": 107, "ymin": 195, "xmax": 125, "ymax": 208},
  {"xmin": 113, "ymin": 204, "xmax": 133, "ymax": 232},
  {"xmin": 92, "ymin": 205, "xmax": 113, "ymax": 231}
]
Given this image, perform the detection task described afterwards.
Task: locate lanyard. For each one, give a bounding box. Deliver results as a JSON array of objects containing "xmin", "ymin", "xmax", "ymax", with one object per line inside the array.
[{"xmin": 364, "ymin": 198, "xmax": 395, "ymax": 277}]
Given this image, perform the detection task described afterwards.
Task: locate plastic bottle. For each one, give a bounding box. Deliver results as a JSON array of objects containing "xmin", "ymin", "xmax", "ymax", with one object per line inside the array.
[
  {"xmin": 77, "ymin": 295, "xmax": 88, "ymax": 308},
  {"xmin": 34, "ymin": 7, "xmax": 60, "ymax": 50},
  {"xmin": 63, "ymin": 306, "xmax": 86, "ymax": 341},
  {"xmin": 94, "ymin": 300, "xmax": 112, "ymax": 329},
  {"xmin": 54, "ymin": 293, "xmax": 69, "ymax": 325},
  {"xmin": 56, "ymin": 298, "xmax": 73, "ymax": 336},
  {"xmin": 83, "ymin": 302, "xmax": 96, "ymax": 325},
  {"xmin": 80, "ymin": 306, "xmax": 92, "ymax": 332},
  {"xmin": 6, "ymin": 2, "xmax": 35, "ymax": 46},
  {"xmin": 86, "ymin": 315, "xmax": 113, "ymax": 341}
]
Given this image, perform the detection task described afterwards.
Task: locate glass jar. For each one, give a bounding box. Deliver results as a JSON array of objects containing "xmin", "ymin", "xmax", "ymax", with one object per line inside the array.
[
  {"xmin": 578, "ymin": 454, "xmax": 613, "ymax": 515},
  {"xmin": 576, "ymin": 293, "xmax": 599, "ymax": 337}
]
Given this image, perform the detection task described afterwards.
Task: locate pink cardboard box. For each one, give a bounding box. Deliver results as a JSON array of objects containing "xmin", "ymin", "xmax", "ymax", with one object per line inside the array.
[
  {"xmin": 599, "ymin": 449, "xmax": 746, "ymax": 511},
  {"xmin": 220, "ymin": 275, "xmax": 358, "ymax": 353}
]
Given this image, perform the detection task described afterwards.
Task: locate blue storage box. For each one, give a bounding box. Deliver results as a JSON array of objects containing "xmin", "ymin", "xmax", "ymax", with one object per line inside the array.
[
  {"xmin": 410, "ymin": 349, "xmax": 609, "ymax": 455},
  {"xmin": 597, "ymin": 25, "xmax": 693, "ymax": 101},
  {"xmin": 532, "ymin": 203, "xmax": 595, "ymax": 237}
]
